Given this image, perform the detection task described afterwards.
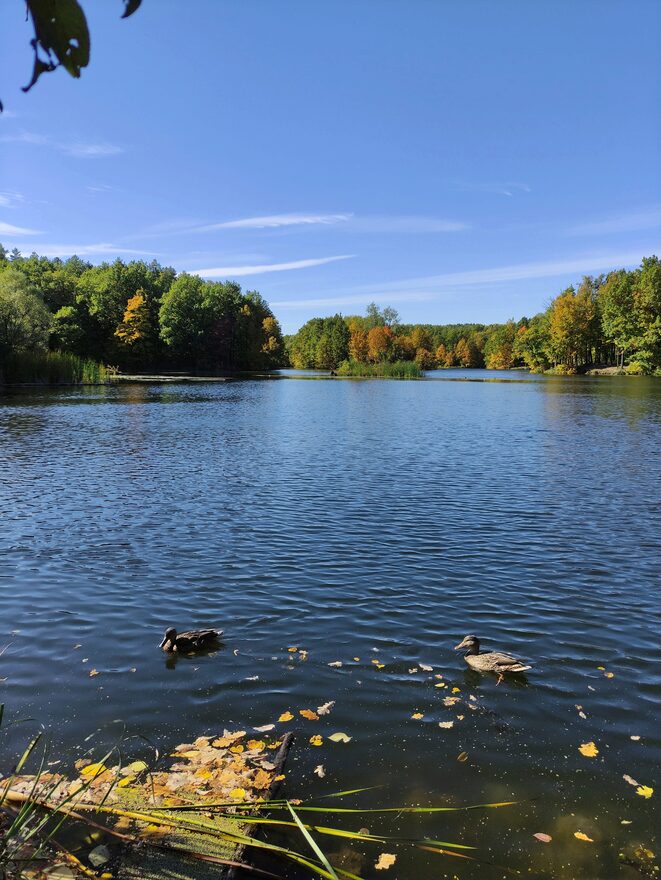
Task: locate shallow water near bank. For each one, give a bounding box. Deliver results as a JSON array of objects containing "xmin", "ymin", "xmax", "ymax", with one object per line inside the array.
[{"xmin": 1, "ymin": 372, "xmax": 660, "ymax": 879}]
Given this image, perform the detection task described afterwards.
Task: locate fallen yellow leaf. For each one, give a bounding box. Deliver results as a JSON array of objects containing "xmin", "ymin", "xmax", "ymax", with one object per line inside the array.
[
  {"xmin": 309, "ymin": 735, "xmax": 323, "ymax": 747},
  {"xmin": 328, "ymin": 732, "xmax": 352, "ymax": 742},
  {"xmin": 411, "ymin": 712, "xmax": 424, "ymax": 720},
  {"xmin": 80, "ymin": 763, "xmax": 108, "ymax": 777},
  {"xmin": 574, "ymin": 832, "xmax": 594, "ymax": 842},
  {"xmin": 278, "ymin": 711, "xmax": 294, "ymax": 722},
  {"xmin": 89, "ymin": 669, "xmax": 99, "ymax": 677},
  {"xmin": 375, "ymin": 853, "xmax": 396, "ymax": 870},
  {"xmin": 299, "ymin": 709, "xmax": 320, "ymax": 721},
  {"xmin": 229, "ymin": 788, "xmax": 246, "ymax": 800},
  {"xmin": 246, "ymin": 740, "xmax": 265, "ymax": 751},
  {"xmin": 636, "ymin": 785, "xmax": 653, "ymax": 799},
  {"xmin": 578, "ymin": 742, "xmax": 599, "ymax": 758},
  {"xmin": 287, "ymin": 647, "xmax": 298, "ymax": 653}
]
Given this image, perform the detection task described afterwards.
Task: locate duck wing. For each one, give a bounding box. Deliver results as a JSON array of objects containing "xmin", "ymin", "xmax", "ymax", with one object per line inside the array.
[
  {"xmin": 176, "ymin": 629, "xmax": 222, "ymax": 649},
  {"xmin": 482, "ymin": 651, "xmax": 532, "ymax": 673}
]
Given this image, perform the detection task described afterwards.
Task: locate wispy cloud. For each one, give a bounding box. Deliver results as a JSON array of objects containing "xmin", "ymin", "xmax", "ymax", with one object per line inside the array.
[
  {"xmin": 271, "ymin": 291, "xmax": 434, "ymax": 310},
  {"xmin": 0, "ymin": 129, "xmax": 123, "ymax": 158},
  {"xmin": 350, "ymin": 215, "xmax": 469, "ymax": 233},
  {"xmin": 195, "ymin": 254, "xmax": 354, "ymax": 278},
  {"xmin": 155, "ymin": 212, "xmax": 468, "ymax": 236},
  {"xmin": 567, "ymin": 207, "xmax": 661, "ymax": 236},
  {"xmin": 0, "ymin": 191, "xmax": 25, "ymax": 208},
  {"xmin": 0, "ymin": 221, "xmax": 41, "ymax": 236},
  {"xmin": 454, "ymin": 181, "xmax": 531, "ymax": 198},
  {"xmin": 4, "ymin": 242, "xmax": 157, "ymax": 258},
  {"xmin": 358, "ymin": 251, "xmax": 650, "ymax": 296},
  {"xmin": 86, "ymin": 184, "xmax": 113, "ymax": 194},
  {"xmin": 200, "ymin": 213, "xmax": 352, "ymax": 231}
]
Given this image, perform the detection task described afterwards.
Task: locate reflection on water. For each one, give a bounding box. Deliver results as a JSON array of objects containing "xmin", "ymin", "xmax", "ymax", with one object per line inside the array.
[{"xmin": 0, "ymin": 375, "xmax": 660, "ymax": 879}]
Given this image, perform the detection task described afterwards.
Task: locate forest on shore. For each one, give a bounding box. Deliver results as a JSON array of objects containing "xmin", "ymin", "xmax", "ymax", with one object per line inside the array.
[
  {"xmin": 1, "ymin": 246, "xmax": 659, "ymax": 383},
  {"xmin": 286, "ymin": 256, "xmax": 661, "ymax": 376},
  {"xmin": 0, "ymin": 244, "xmax": 286, "ymax": 383}
]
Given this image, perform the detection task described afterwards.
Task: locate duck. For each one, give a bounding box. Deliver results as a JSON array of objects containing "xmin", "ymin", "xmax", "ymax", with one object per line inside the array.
[
  {"xmin": 454, "ymin": 635, "xmax": 531, "ymax": 683},
  {"xmin": 159, "ymin": 627, "xmax": 223, "ymax": 653}
]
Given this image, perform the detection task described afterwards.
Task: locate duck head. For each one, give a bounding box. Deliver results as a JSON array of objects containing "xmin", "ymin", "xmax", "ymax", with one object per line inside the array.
[
  {"xmin": 454, "ymin": 635, "xmax": 480, "ymax": 654},
  {"xmin": 159, "ymin": 627, "xmax": 177, "ymax": 649}
]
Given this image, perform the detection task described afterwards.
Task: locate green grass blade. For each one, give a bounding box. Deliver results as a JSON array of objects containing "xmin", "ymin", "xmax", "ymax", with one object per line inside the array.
[{"xmin": 287, "ymin": 800, "xmax": 340, "ymax": 880}]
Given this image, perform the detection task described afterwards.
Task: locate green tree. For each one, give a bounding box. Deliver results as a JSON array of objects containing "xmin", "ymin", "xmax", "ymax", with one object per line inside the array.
[{"xmin": 0, "ymin": 269, "xmax": 51, "ymax": 358}]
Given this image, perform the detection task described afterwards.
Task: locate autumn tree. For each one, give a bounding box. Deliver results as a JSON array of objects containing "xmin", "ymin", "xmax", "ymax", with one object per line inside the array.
[
  {"xmin": 348, "ymin": 328, "xmax": 369, "ymax": 362},
  {"xmin": 367, "ymin": 325, "xmax": 394, "ymax": 362}
]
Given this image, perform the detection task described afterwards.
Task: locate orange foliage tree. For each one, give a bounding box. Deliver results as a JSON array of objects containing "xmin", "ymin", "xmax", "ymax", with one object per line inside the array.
[{"xmin": 367, "ymin": 325, "xmax": 394, "ymax": 362}]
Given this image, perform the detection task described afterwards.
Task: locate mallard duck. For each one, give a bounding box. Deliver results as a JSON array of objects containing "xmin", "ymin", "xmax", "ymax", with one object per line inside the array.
[
  {"xmin": 159, "ymin": 627, "xmax": 222, "ymax": 653},
  {"xmin": 454, "ymin": 635, "xmax": 531, "ymax": 682}
]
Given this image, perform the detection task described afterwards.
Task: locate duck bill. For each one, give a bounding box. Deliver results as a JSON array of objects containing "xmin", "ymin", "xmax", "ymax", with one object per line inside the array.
[
  {"xmin": 454, "ymin": 639, "xmax": 469, "ymax": 650},
  {"xmin": 158, "ymin": 637, "xmax": 167, "ymax": 648}
]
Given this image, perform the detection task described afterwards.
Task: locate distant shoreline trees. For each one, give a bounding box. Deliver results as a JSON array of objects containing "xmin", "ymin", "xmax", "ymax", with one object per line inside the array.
[
  {"xmin": 0, "ymin": 245, "xmax": 286, "ymax": 382},
  {"xmin": 286, "ymin": 257, "xmax": 661, "ymax": 376}
]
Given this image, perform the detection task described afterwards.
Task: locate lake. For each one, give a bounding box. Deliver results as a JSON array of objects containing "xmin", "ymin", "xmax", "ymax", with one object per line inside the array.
[{"xmin": 1, "ymin": 370, "xmax": 660, "ymax": 879}]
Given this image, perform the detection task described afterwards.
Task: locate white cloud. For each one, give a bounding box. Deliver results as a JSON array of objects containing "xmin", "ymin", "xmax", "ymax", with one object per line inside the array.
[
  {"xmin": 86, "ymin": 184, "xmax": 113, "ymax": 193},
  {"xmin": 3, "ymin": 242, "xmax": 157, "ymax": 258},
  {"xmin": 0, "ymin": 130, "xmax": 123, "ymax": 158},
  {"xmin": 0, "ymin": 221, "xmax": 40, "ymax": 236},
  {"xmin": 271, "ymin": 291, "xmax": 434, "ymax": 309},
  {"xmin": 0, "ymin": 191, "xmax": 25, "ymax": 208},
  {"xmin": 350, "ymin": 215, "xmax": 469, "ymax": 233},
  {"xmin": 454, "ymin": 181, "xmax": 531, "ymax": 197},
  {"xmin": 195, "ymin": 254, "xmax": 354, "ymax": 278},
  {"xmin": 567, "ymin": 207, "xmax": 661, "ymax": 236},
  {"xmin": 358, "ymin": 251, "xmax": 651, "ymax": 296},
  {"xmin": 198, "ymin": 213, "xmax": 353, "ymax": 231},
  {"xmin": 62, "ymin": 142, "xmax": 123, "ymax": 158}
]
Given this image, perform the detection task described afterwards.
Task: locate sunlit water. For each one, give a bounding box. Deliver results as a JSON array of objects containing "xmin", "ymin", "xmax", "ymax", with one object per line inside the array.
[{"xmin": 1, "ymin": 371, "xmax": 660, "ymax": 879}]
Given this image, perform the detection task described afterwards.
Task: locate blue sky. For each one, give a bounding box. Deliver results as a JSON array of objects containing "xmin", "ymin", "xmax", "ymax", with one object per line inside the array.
[{"xmin": 1, "ymin": 0, "xmax": 660, "ymax": 333}]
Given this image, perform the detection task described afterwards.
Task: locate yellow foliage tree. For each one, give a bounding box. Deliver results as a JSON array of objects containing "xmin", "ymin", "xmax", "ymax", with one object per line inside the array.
[
  {"xmin": 115, "ymin": 290, "xmax": 151, "ymax": 346},
  {"xmin": 349, "ymin": 328, "xmax": 369, "ymax": 362}
]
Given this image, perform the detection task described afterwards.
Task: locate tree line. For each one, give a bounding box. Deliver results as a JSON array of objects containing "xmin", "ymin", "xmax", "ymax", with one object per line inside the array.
[
  {"xmin": 286, "ymin": 257, "xmax": 661, "ymax": 375},
  {"xmin": 0, "ymin": 245, "xmax": 286, "ymax": 380}
]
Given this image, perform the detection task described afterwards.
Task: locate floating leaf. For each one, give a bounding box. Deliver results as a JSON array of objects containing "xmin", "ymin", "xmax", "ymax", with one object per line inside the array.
[
  {"xmin": 630, "ymin": 735, "xmax": 641, "ymax": 741},
  {"xmin": 278, "ymin": 711, "xmax": 294, "ymax": 722},
  {"xmin": 419, "ymin": 663, "xmax": 433, "ymax": 672},
  {"xmin": 246, "ymin": 739, "xmax": 265, "ymax": 751},
  {"xmin": 274, "ymin": 773, "xmax": 285, "ymax": 781},
  {"xmin": 604, "ymin": 671, "xmax": 615, "ymax": 679},
  {"xmin": 636, "ymin": 785, "xmax": 653, "ymax": 799},
  {"xmin": 287, "ymin": 647, "xmax": 298, "ymax": 653},
  {"xmin": 328, "ymin": 661, "xmax": 343, "ymax": 668},
  {"xmin": 375, "ymin": 853, "xmax": 397, "ymax": 870},
  {"xmin": 443, "ymin": 696, "xmax": 460, "ymax": 706},
  {"xmin": 328, "ymin": 732, "xmax": 352, "ymax": 743},
  {"xmin": 579, "ymin": 742, "xmax": 599, "ymax": 758},
  {"xmin": 89, "ymin": 669, "xmax": 99, "ymax": 677},
  {"xmin": 451, "ymin": 687, "xmax": 461, "ymax": 694},
  {"xmin": 314, "ymin": 764, "xmax": 326, "ymax": 778},
  {"xmin": 457, "ymin": 752, "xmax": 468, "ymax": 762},
  {"xmin": 411, "ymin": 712, "xmax": 424, "ymax": 720},
  {"xmin": 300, "ymin": 709, "xmax": 320, "ymax": 721},
  {"xmin": 309, "ymin": 735, "xmax": 323, "ymax": 747},
  {"xmin": 623, "ymin": 774, "xmax": 640, "ymax": 787},
  {"xmin": 253, "ymin": 724, "xmax": 275, "ymax": 732},
  {"xmin": 127, "ymin": 760, "xmax": 148, "ymax": 773},
  {"xmin": 534, "ymin": 832, "xmax": 552, "ymax": 843},
  {"xmin": 574, "ymin": 832, "xmax": 594, "ymax": 842},
  {"xmin": 80, "ymin": 763, "xmax": 108, "ymax": 777},
  {"xmin": 317, "ymin": 701, "xmax": 335, "ymax": 715},
  {"xmin": 438, "ymin": 721, "xmax": 454, "ymax": 729}
]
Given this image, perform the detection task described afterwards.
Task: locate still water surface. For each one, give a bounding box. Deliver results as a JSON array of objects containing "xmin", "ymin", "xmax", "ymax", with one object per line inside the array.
[{"xmin": 1, "ymin": 372, "xmax": 660, "ymax": 879}]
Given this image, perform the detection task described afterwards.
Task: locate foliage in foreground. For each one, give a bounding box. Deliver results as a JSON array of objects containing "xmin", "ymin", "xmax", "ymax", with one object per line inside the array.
[
  {"xmin": 0, "ymin": 711, "xmax": 514, "ymax": 880},
  {"xmin": 0, "ymin": 350, "xmax": 108, "ymax": 385},
  {"xmin": 336, "ymin": 359, "xmax": 422, "ymax": 379}
]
